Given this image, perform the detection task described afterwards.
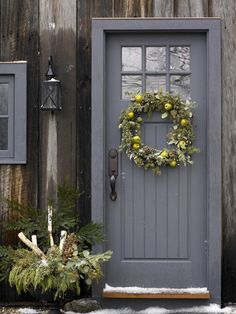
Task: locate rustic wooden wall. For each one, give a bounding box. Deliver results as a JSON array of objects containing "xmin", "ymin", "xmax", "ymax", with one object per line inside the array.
[
  {"xmin": 0, "ymin": 0, "xmax": 39, "ymax": 302},
  {"xmin": 209, "ymin": 0, "xmax": 236, "ymax": 303},
  {"xmin": 0, "ymin": 0, "xmax": 235, "ymax": 304},
  {"xmin": 39, "ymin": 0, "xmax": 77, "ymax": 208}
]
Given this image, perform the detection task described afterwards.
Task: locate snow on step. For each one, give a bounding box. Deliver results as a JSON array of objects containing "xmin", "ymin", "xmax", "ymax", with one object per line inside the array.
[{"xmin": 104, "ymin": 284, "xmax": 209, "ymax": 294}]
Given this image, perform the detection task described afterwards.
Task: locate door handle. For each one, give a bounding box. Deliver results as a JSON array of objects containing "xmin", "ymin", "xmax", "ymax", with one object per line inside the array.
[
  {"xmin": 110, "ymin": 175, "xmax": 117, "ymax": 201},
  {"xmin": 108, "ymin": 149, "xmax": 118, "ymax": 201}
]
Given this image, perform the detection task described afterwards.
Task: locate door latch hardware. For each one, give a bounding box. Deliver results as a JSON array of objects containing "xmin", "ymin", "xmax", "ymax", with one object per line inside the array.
[{"xmin": 108, "ymin": 149, "xmax": 118, "ymax": 201}]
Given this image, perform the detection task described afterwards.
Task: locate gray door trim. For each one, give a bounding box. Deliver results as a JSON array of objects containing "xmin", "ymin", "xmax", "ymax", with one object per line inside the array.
[{"xmin": 91, "ymin": 18, "xmax": 221, "ymax": 303}]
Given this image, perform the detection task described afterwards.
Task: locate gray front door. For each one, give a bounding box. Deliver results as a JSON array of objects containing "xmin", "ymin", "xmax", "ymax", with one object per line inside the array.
[
  {"xmin": 105, "ymin": 32, "xmax": 207, "ymax": 289},
  {"xmin": 92, "ymin": 19, "xmax": 221, "ymax": 305}
]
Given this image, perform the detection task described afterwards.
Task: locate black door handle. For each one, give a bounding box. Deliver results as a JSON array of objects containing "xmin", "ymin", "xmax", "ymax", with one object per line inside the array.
[
  {"xmin": 108, "ymin": 149, "xmax": 118, "ymax": 201},
  {"xmin": 110, "ymin": 175, "xmax": 117, "ymax": 201}
]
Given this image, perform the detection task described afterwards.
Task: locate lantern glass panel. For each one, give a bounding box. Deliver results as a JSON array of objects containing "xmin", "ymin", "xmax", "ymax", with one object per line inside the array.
[{"xmin": 41, "ymin": 80, "xmax": 61, "ymax": 110}]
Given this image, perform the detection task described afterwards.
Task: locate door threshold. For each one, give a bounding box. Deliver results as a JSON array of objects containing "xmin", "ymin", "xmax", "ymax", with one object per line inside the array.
[
  {"xmin": 102, "ymin": 286, "xmax": 210, "ymax": 299},
  {"xmin": 103, "ymin": 291, "xmax": 210, "ymax": 299}
]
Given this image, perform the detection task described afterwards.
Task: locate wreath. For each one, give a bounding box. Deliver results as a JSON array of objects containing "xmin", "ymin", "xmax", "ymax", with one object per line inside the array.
[{"xmin": 119, "ymin": 91, "xmax": 199, "ymax": 175}]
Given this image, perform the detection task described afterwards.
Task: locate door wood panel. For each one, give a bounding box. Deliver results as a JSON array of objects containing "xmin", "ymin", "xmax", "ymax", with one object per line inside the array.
[{"xmin": 105, "ymin": 32, "xmax": 206, "ymax": 288}]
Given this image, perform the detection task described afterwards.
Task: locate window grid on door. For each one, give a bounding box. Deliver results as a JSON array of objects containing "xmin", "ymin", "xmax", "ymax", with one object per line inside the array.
[{"xmin": 121, "ymin": 45, "xmax": 191, "ymax": 100}]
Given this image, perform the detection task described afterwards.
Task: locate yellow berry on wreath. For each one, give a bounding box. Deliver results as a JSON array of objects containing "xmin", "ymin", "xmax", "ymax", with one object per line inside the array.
[
  {"xmin": 132, "ymin": 135, "xmax": 141, "ymax": 144},
  {"xmin": 178, "ymin": 140, "xmax": 187, "ymax": 149},
  {"xmin": 160, "ymin": 150, "xmax": 168, "ymax": 158},
  {"xmin": 127, "ymin": 111, "xmax": 134, "ymax": 119},
  {"xmin": 169, "ymin": 160, "xmax": 177, "ymax": 168},
  {"xmin": 132, "ymin": 143, "xmax": 140, "ymax": 150},
  {"xmin": 135, "ymin": 94, "xmax": 143, "ymax": 103},
  {"xmin": 180, "ymin": 119, "xmax": 189, "ymax": 126},
  {"xmin": 164, "ymin": 103, "xmax": 173, "ymax": 111}
]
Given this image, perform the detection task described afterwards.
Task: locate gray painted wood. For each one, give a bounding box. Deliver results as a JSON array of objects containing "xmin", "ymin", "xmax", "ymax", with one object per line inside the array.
[
  {"xmin": 122, "ymin": 122, "xmax": 189, "ymax": 260},
  {"xmin": 105, "ymin": 31, "xmax": 207, "ymax": 285},
  {"xmin": 92, "ymin": 18, "xmax": 221, "ymax": 306},
  {"xmin": 0, "ymin": 63, "xmax": 27, "ymax": 163},
  {"xmin": 0, "ymin": 75, "xmax": 14, "ymax": 158}
]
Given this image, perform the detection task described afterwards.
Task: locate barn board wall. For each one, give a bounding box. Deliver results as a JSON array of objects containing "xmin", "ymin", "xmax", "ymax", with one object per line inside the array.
[
  {"xmin": 0, "ymin": 0, "xmax": 39, "ymax": 302},
  {"xmin": 76, "ymin": 0, "xmax": 113, "ymax": 227},
  {"xmin": 209, "ymin": 0, "xmax": 236, "ymax": 303},
  {"xmin": 39, "ymin": 0, "xmax": 77, "ymax": 208},
  {"xmin": 0, "ymin": 0, "xmax": 235, "ymax": 305}
]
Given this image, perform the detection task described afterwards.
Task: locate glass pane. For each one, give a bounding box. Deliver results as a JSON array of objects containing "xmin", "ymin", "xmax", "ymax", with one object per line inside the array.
[
  {"xmin": 122, "ymin": 75, "xmax": 142, "ymax": 99},
  {"xmin": 0, "ymin": 84, "xmax": 8, "ymax": 114},
  {"xmin": 0, "ymin": 118, "xmax": 8, "ymax": 150},
  {"xmin": 170, "ymin": 46, "xmax": 190, "ymax": 71},
  {"xmin": 146, "ymin": 47, "xmax": 166, "ymax": 72},
  {"xmin": 170, "ymin": 75, "xmax": 191, "ymax": 99},
  {"xmin": 146, "ymin": 75, "xmax": 166, "ymax": 92},
  {"xmin": 122, "ymin": 47, "xmax": 142, "ymax": 71}
]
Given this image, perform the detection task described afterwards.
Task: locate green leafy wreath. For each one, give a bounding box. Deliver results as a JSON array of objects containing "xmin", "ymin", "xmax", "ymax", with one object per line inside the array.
[{"xmin": 119, "ymin": 91, "xmax": 199, "ymax": 175}]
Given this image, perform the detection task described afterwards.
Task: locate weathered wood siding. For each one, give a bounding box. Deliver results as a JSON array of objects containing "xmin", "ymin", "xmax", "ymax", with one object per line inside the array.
[
  {"xmin": 39, "ymin": 0, "xmax": 77, "ymax": 207},
  {"xmin": 0, "ymin": 0, "xmax": 235, "ymax": 304},
  {"xmin": 209, "ymin": 0, "xmax": 236, "ymax": 303},
  {"xmin": 0, "ymin": 0, "xmax": 39, "ymax": 302}
]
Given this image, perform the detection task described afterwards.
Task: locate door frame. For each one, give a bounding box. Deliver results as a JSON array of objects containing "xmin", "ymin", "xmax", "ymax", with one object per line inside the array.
[{"xmin": 91, "ymin": 18, "xmax": 221, "ymax": 303}]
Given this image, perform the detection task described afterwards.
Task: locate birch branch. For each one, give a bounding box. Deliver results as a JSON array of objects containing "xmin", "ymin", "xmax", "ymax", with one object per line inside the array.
[
  {"xmin": 59, "ymin": 230, "xmax": 67, "ymax": 253},
  {"xmin": 18, "ymin": 232, "xmax": 46, "ymax": 259},
  {"xmin": 48, "ymin": 205, "xmax": 54, "ymax": 247},
  {"xmin": 31, "ymin": 235, "xmax": 38, "ymax": 247}
]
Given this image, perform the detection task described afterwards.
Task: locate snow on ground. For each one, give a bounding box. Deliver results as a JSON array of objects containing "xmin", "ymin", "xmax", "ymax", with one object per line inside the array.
[
  {"xmin": 63, "ymin": 304, "xmax": 236, "ymax": 314},
  {"xmin": 18, "ymin": 309, "xmax": 46, "ymax": 314},
  {"xmin": 103, "ymin": 284, "xmax": 209, "ymax": 294}
]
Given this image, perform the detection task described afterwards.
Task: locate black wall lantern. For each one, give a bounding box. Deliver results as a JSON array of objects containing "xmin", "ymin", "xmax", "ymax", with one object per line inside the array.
[{"xmin": 41, "ymin": 56, "xmax": 61, "ymax": 111}]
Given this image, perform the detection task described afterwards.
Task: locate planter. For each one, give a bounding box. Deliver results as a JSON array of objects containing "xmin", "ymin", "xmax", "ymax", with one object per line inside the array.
[{"xmin": 29, "ymin": 288, "xmax": 76, "ymax": 314}]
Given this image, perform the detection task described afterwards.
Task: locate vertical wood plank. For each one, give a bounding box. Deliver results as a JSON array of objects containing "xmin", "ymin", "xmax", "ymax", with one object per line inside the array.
[
  {"xmin": 179, "ymin": 167, "xmax": 189, "ymax": 258},
  {"xmin": 167, "ymin": 169, "xmax": 179, "ymax": 258},
  {"xmin": 144, "ymin": 126, "xmax": 157, "ymax": 258},
  {"xmin": 133, "ymin": 165, "xmax": 145, "ymax": 258},
  {"xmin": 114, "ymin": 0, "xmax": 153, "ymax": 17},
  {"xmin": 209, "ymin": 0, "xmax": 236, "ymax": 303},
  {"xmin": 39, "ymin": 0, "xmax": 77, "ymax": 207},
  {"xmin": 77, "ymin": 0, "xmax": 113, "ymax": 225},
  {"xmin": 123, "ymin": 158, "xmax": 134, "ymax": 258},
  {"xmin": 77, "ymin": 0, "xmax": 92, "ymax": 226},
  {"xmin": 174, "ymin": 0, "xmax": 208, "ymax": 17},
  {"xmin": 0, "ymin": 0, "xmax": 39, "ymax": 302},
  {"xmin": 209, "ymin": 0, "xmax": 235, "ymax": 241},
  {"xmin": 153, "ymin": 0, "xmax": 174, "ymax": 17}
]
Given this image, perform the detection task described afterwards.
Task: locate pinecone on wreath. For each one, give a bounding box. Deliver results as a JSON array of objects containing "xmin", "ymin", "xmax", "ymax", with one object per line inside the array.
[{"xmin": 143, "ymin": 146, "xmax": 154, "ymax": 154}]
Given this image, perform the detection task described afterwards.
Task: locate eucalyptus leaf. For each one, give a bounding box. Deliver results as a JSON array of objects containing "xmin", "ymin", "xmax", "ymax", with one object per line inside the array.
[{"xmin": 161, "ymin": 112, "xmax": 169, "ymax": 119}]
